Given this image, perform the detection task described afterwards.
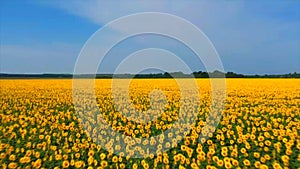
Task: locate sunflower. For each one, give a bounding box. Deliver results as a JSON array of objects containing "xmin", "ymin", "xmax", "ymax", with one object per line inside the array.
[
  {"xmin": 8, "ymin": 163, "xmax": 17, "ymax": 169},
  {"xmin": 62, "ymin": 160, "xmax": 70, "ymax": 168}
]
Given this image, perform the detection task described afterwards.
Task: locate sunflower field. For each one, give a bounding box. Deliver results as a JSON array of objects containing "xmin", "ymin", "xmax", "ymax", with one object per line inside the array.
[{"xmin": 0, "ymin": 79, "xmax": 299, "ymax": 169}]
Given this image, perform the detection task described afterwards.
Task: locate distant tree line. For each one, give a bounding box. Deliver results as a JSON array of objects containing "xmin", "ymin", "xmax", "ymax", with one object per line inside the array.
[
  {"xmin": 132, "ymin": 71, "xmax": 300, "ymax": 78},
  {"xmin": 0, "ymin": 71, "xmax": 299, "ymax": 79}
]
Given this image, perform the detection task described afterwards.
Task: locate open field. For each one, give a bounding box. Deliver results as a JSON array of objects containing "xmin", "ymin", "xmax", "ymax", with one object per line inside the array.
[{"xmin": 0, "ymin": 79, "xmax": 299, "ymax": 169}]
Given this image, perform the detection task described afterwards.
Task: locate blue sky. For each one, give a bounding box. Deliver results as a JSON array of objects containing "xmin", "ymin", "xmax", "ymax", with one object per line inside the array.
[{"xmin": 0, "ymin": 0, "xmax": 299, "ymax": 74}]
